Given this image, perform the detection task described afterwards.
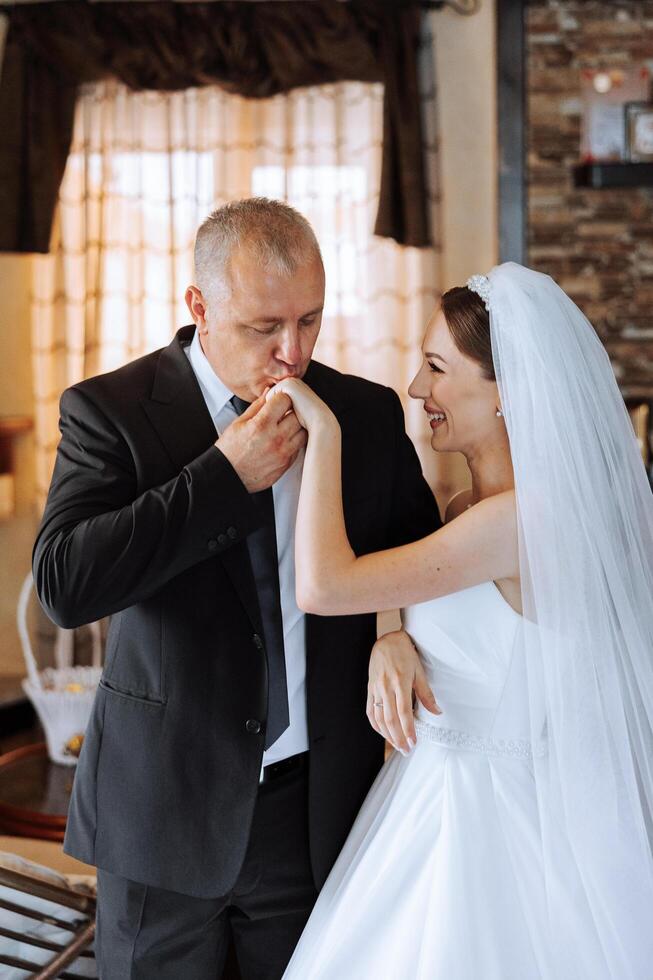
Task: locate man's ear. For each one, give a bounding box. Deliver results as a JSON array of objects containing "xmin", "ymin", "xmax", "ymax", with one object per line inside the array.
[{"xmin": 185, "ymin": 285, "xmax": 208, "ymax": 332}]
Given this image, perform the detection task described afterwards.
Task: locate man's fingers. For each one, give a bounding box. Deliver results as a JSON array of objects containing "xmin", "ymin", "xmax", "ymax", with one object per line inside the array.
[
  {"xmin": 270, "ymin": 431, "xmax": 306, "ymax": 480},
  {"xmin": 237, "ymin": 389, "xmax": 270, "ymax": 421},
  {"xmin": 287, "ymin": 429, "xmax": 308, "ymax": 455},
  {"xmin": 277, "ymin": 409, "xmax": 304, "ymax": 440},
  {"xmin": 261, "ymin": 390, "xmax": 294, "ymax": 424}
]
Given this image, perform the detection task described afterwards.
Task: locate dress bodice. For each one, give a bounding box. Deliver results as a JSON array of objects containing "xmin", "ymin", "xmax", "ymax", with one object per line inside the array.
[{"xmin": 403, "ymin": 582, "xmax": 533, "ymax": 752}]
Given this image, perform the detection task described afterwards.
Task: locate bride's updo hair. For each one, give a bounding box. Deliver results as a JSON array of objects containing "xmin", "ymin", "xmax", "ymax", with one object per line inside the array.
[{"xmin": 440, "ymin": 286, "xmax": 495, "ymax": 381}]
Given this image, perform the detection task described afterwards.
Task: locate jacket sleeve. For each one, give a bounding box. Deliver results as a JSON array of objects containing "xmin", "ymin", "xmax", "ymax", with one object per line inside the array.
[
  {"xmin": 386, "ymin": 388, "xmax": 441, "ymax": 548},
  {"xmin": 33, "ymin": 385, "xmax": 260, "ymax": 629}
]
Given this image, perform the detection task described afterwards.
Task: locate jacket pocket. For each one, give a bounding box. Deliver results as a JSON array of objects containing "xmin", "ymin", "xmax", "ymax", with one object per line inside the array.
[{"xmin": 98, "ymin": 677, "xmax": 167, "ymax": 707}]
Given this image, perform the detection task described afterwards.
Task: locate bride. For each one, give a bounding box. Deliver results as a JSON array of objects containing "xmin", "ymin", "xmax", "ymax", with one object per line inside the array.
[{"xmin": 270, "ymin": 262, "xmax": 653, "ymax": 979}]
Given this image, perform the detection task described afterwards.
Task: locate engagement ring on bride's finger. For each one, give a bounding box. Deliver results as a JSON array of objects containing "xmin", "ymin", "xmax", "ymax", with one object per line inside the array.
[{"xmin": 373, "ymin": 700, "xmax": 383, "ymax": 707}]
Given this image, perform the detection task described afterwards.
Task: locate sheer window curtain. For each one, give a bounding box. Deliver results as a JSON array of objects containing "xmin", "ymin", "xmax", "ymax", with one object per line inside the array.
[{"xmin": 32, "ymin": 22, "xmax": 443, "ymax": 507}]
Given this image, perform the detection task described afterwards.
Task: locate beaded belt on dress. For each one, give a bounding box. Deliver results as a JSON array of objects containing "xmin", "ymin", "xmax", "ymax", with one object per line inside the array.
[{"xmin": 414, "ymin": 718, "xmax": 545, "ymax": 762}]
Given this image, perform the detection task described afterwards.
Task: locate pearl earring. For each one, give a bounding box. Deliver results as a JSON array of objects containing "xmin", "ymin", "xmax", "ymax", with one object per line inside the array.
[{"xmin": 496, "ymin": 409, "xmax": 503, "ymax": 418}]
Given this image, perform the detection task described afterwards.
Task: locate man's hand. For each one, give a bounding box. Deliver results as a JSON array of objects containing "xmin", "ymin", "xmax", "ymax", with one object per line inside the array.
[
  {"xmin": 367, "ymin": 629, "xmax": 441, "ymax": 755},
  {"xmin": 217, "ymin": 391, "xmax": 307, "ymax": 493}
]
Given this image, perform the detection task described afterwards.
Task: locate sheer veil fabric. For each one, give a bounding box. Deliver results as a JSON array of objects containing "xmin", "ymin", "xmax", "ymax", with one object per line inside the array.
[{"xmin": 488, "ymin": 262, "xmax": 653, "ymax": 977}]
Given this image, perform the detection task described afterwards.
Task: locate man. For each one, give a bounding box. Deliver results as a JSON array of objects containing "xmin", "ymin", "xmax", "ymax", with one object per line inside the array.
[{"xmin": 33, "ymin": 198, "xmax": 440, "ymax": 978}]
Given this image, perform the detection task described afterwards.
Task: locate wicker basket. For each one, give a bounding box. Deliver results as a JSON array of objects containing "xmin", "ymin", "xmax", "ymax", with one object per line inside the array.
[
  {"xmin": 18, "ymin": 574, "xmax": 103, "ymax": 767},
  {"xmin": 22, "ymin": 666, "xmax": 103, "ymax": 766}
]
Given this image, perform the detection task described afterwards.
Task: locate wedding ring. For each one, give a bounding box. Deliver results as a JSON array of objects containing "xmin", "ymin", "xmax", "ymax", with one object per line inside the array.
[{"xmin": 373, "ymin": 700, "xmax": 383, "ymax": 707}]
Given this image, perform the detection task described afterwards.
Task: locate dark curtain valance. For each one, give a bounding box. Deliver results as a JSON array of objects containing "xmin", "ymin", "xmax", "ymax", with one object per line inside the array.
[{"xmin": 0, "ymin": 0, "xmax": 430, "ymax": 253}]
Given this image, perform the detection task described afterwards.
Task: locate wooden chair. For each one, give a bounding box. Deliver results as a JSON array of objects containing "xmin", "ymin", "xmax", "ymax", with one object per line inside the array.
[{"xmin": 0, "ymin": 861, "xmax": 96, "ymax": 978}]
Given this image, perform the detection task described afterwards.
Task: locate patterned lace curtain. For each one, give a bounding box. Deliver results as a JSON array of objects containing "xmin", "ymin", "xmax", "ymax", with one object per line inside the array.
[{"xmin": 32, "ymin": 26, "xmax": 442, "ymax": 506}]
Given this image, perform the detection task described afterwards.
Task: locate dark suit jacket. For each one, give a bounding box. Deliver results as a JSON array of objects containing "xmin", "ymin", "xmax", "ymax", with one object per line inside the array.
[{"xmin": 33, "ymin": 324, "xmax": 440, "ymax": 899}]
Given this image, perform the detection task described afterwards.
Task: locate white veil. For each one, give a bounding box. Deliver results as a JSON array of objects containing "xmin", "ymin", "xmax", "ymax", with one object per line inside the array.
[{"xmin": 486, "ymin": 262, "xmax": 653, "ymax": 978}]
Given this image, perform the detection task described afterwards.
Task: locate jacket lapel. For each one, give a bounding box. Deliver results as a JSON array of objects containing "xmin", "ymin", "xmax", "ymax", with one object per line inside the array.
[
  {"xmin": 141, "ymin": 325, "xmax": 216, "ymax": 471},
  {"xmin": 141, "ymin": 325, "xmax": 263, "ymax": 637}
]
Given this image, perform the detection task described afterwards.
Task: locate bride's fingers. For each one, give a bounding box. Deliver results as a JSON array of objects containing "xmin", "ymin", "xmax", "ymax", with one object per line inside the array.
[
  {"xmin": 367, "ymin": 688, "xmax": 388, "ymax": 741},
  {"xmin": 286, "ymin": 429, "xmax": 308, "ymax": 456},
  {"xmin": 366, "ymin": 689, "xmax": 382, "ymax": 736},
  {"xmin": 369, "ymin": 681, "xmax": 407, "ymax": 753},
  {"xmin": 369, "ymin": 681, "xmax": 409, "ymax": 754},
  {"xmin": 414, "ymin": 661, "xmax": 440, "ymax": 716},
  {"xmin": 266, "ymin": 380, "xmax": 287, "ymax": 397},
  {"xmin": 373, "ymin": 696, "xmax": 393, "ymax": 746},
  {"xmin": 382, "ymin": 692, "xmax": 410, "ymax": 756},
  {"xmin": 267, "ymin": 378, "xmax": 299, "ymax": 403},
  {"xmin": 395, "ymin": 684, "xmax": 416, "ymax": 749},
  {"xmin": 374, "ymin": 705, "xmax": 391, "ymax": 745}
]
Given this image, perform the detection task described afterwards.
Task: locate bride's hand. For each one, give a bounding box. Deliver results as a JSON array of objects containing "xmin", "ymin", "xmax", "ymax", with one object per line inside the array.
[
  {"xmin": 267, "ymin": 377, "xmax": 337, "ymax": 433},
  {"xmin": 368, "ymin": 630, "xmax": 440, "ymax": 755}
]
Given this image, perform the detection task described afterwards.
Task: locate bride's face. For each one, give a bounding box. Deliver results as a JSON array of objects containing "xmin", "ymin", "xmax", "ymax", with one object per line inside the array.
[{"xmin": 408, "ymin": 308, "xmax": 501, "ymax": 455}]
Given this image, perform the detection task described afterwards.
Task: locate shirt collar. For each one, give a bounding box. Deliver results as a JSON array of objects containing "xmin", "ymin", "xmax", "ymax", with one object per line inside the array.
[{"xmin": 187, "ymin": 326, "xmax": 234, "ymax": 424}]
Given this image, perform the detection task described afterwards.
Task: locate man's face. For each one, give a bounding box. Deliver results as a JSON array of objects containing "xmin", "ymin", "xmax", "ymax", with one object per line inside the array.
[{"xmin": 185, "ymin": 245, "xmax": 325, "ymax": 402}]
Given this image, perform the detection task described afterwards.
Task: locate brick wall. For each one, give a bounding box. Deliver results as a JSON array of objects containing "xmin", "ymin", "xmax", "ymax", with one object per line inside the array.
[{"xmin": 527, "ymin": 0, "xmax": 653, "ymax": 397}]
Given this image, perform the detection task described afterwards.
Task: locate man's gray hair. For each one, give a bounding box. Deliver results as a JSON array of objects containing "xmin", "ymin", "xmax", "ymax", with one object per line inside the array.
[{"xmin": 194, "ymin": 198, "xmax": 323, "ymax": 304}]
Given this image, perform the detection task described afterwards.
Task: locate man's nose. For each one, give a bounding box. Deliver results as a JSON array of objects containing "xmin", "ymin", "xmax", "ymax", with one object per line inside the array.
[{"xmin": 276, "ymin": 327, "xmax": 302, "ymax": 368}]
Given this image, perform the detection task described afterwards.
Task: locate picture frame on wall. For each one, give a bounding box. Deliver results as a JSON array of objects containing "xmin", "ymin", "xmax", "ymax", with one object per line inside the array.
[
  {"xmin": 580, "ymin": 67, "xmax": 651, "ymax": 162},
  {"xmin": 625, "ymin": 102, "xmax": 653, "ymax": 162}
]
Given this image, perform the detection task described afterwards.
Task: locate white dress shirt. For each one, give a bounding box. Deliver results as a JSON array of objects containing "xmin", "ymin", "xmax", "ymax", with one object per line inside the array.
[{"xmin": 184, "ymin": 327, "xmax": 309, "ymax": 766}]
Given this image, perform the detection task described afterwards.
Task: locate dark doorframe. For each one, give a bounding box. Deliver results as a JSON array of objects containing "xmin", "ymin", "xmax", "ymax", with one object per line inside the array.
[{"xmin": 497, "ymin": 0, "xmax": 526, "ymax": 263}]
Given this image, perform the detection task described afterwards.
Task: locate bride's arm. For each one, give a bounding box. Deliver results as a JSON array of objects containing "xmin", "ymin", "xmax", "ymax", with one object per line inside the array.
[
  {"xmin": 298, "ymin": 431, "xmax": 517, "ymax": 613},
  {"xmin": 272, "ymin": 380, "xmax": 519, "ymax": 616}
]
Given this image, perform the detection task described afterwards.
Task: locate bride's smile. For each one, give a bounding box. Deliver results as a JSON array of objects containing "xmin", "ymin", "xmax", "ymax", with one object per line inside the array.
[{"xmin": 408, "ymin": 300, "xmax": 504, "ymax": 459}]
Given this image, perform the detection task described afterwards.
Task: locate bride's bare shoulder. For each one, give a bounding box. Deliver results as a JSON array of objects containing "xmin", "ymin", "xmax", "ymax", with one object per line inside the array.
[
  {"xmin": 444, "ymin": 488, "xmax": 517, "ymax": 539},
  {"xmin": 444, "ymin": 488, "xmax": 473, "ymax": 524},
  {"xmin": 471, "ymin": 488, "xmax": 517, "ymax": 525}
]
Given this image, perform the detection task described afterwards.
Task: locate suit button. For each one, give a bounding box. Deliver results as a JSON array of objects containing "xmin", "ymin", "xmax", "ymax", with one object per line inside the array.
[
  {"xmin": 227, "ymin": 526, "xmax": 237, "ymax": 540},
  {"xmin": 252, "ymin": 634, "xmax": 264, "ymax": 650},
  {"xmin": 217, "ymin": 533, "xmax": 227, "ymax": 546},
  {"xmin": 246, "ymin": 719, "xmax": 262, "ymax": 734},
  {"xmin": 208, "ymin": 539, "xmax": 217, "ymax": 551}
]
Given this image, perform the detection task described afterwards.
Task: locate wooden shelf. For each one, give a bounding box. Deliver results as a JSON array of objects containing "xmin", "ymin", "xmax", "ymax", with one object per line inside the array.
[{"xmin": 573, "ymin": 162, "xmax": 653, "ymax": 189}]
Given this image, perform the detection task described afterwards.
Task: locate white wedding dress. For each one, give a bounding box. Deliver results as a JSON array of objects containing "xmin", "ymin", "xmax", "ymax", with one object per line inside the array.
[{"xmin": 283, "ymin": 581, "xmax": 556, "ymax": 980}]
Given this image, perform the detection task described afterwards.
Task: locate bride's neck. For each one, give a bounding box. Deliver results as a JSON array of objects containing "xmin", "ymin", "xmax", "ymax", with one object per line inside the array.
[{"xmin": 465, "ymin": 441, "xmax": 514, "ymax": 504}]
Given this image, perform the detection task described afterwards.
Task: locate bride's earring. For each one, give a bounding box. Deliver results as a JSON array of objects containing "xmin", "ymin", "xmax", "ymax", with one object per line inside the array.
[{"xmin": 496, "ymin": 409, "xmax": 503, "ymax": 418}]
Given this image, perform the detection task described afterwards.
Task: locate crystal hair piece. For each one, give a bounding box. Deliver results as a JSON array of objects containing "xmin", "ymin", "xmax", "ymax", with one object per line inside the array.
[{"xmin": 466, "ymin": 274, "xmax": 491, "ymax": 312}]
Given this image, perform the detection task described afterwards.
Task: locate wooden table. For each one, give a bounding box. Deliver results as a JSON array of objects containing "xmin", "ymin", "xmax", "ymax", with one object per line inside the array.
[
  {"xmin": 0, "ymin": 743, "xmax": 244, "ymax": 977},
  {"xmin": 0, "ymin": 743, "xmax": 73, "ymax": 841}
]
